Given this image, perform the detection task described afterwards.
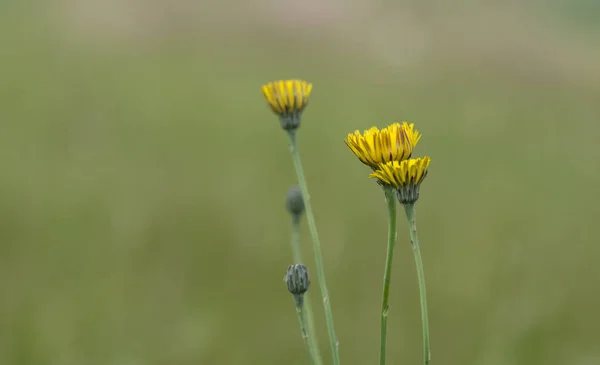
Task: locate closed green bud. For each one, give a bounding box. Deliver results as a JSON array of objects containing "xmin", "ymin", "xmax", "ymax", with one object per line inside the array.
[
  {"xmin": 285, "ymin": 264, "xmax": 310, "ymax": 305},
  {"xmin": 286, "ymin": 186, "xmax": 305, "ymax": 217}
]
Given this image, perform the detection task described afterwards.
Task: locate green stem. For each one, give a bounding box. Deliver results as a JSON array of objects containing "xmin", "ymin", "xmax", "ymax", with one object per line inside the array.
[
  {"xmin": 291, "ymin": 216, "xmax": 323, "ymax": 365},
  {"xmin": 403, "ymin": 203, "xmax": 431, "ymax": 365},
  {"xmin": 379, "ymin": 186, "xmax": 397, "ymax": 365},
  {"xmin": 287, "ymin": 130, "xmax": 341, "ymax": 365},
  {"xmin": 294, "ymin": 301, "xmax": 316, "ymax": 365},
  {"xmin": 290, "ymin": 216, "xmax": 304, "ymax": 266}
]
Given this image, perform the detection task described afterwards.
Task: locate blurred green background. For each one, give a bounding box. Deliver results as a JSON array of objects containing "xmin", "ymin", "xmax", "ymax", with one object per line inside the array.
[{"xmin": 1, "ymin": 1, "xmax": 599, "ymax": 364}]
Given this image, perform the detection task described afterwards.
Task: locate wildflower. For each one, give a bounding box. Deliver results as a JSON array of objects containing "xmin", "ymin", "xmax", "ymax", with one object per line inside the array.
[
  {"xmin": 370, "ymin": 157, "xmax": 431, "ymax": 204},
  {"xmin": 262, "ymin": 80, "xmax": 313, "ymax": 130},
  {"xmin": 345, "ymin": 122, "xmax": 421, "ymax": 169}
]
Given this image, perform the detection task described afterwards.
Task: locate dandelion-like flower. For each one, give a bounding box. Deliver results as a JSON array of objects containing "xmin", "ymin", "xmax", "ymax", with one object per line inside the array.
[
  {"xmin": 262, "ymin": 80, "xmax": 313, "ymax": 130},
  {"xmin": 346, "ymin": 123, "xmax": 432, "ymax": 364},
  {"xmin": 345, "ymin": 122, "xmax": 421, "ymax": 169},
  {"xmin": 370, "ymin": 157, "xmax": 431, "ymax": 204}
]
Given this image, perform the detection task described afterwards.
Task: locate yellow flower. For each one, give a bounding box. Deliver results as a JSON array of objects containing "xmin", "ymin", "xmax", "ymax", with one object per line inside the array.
[
  {"xmin": 370, "ymin": 157, "xmax": 431, "ymax": 204},
  {"xmin": 262, "ymin": 80, "xmax": 312, "ymax": 130},
  {"xmin": 345, "ymin": 122, "xmax": 422, "ymax": 169}
]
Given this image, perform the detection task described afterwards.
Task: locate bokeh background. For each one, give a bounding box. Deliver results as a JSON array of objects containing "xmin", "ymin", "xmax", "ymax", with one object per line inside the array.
[{"xmin": 1, "ymin": 0, "xmax": 600, "ymax": 364}]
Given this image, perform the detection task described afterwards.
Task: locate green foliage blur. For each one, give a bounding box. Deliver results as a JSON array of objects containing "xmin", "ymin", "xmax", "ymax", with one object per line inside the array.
[{"xmin": 1, "ymin": 1, "xmax": 599, "ymax": 364}]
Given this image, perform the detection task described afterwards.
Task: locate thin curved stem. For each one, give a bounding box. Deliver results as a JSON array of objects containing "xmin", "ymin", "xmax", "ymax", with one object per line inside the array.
[
  {"xmin": 287, "ymin": 130, "xmax": 341, "ymax": 365},
  {"xmin": 379, "ymin": 186, "xmax": 398, "ymax": 365},
  {"xmin": 403, "ymin": 203, "xmax": 431, "ymax": 365},
  {"xmin": 291, "ymin": 216, "xmax": 323, "ymax": 365}
]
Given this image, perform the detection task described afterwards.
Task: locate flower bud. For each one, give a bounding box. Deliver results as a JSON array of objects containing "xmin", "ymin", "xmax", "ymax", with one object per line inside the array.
[
  {"xmin": 285, "ymin": 264, "xmax": 310, "ymax": 298},
  {"xmin": 285, "ymin": 186, "xmax": 305, "ymax": 217}
]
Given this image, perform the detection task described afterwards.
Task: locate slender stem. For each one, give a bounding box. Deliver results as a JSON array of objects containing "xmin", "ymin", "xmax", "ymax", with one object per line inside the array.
[
  {"xmin": 291, "ymin": 216, "xmax": 323, "ymax": 365},
  {"xmin": 290, "ymin": 216, "xmax": 304, "ymax": 265},
  {"xmin": 403, "ymin": 203, "xmax": 431, "ymax": 365},
  {"xmin": 379, "ymin": 186, "xmax": 397, "ymax": 365},
  {"xmin": 287, "ymin": 130, "xmax": 341, "ymax": 365},
  {"xmin": 294, "ymin": 301, "xmax": 316, "ymax": 365}
]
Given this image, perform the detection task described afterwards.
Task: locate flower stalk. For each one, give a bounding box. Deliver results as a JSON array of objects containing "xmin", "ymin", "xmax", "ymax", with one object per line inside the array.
[
  {"xmin": 403, "ymin": 203, "xmax": 431, "ymax": 365},
  {"xmin": 294, "ymin": 301, "xmax": 314, "ymax": 365},
  {"xmin": 379, "ymin": 185, "xmax": 398, "ymax": 365},
  {"xmin": 287, "ymin": 129, "xmax": 341, "ymax": 365}
]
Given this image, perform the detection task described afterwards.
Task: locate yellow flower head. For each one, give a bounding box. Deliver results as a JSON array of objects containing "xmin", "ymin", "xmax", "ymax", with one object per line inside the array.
[
  {"xmin": 262, "ymin": 80, "xmax": 313, "ymax": 130},
  {"xmin": 345, "ymin": 122, "xmax": 422, "ymax": 169},
  {"xmin": 370, "ymin": 157, "xmax": 431, "ymax": 204}
]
